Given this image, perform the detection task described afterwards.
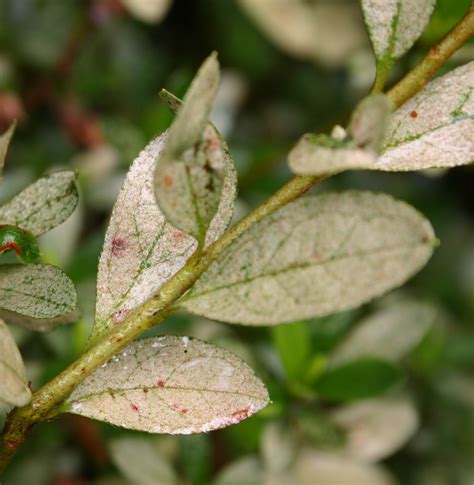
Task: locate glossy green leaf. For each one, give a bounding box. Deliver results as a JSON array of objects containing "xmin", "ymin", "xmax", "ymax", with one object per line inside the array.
[
  {"xmin": 0, "ymin": 318, "xmax": 31, "ymax": 407},
  {"xmin": 63, "ymin": 336, "xmax": 269, "ymax": 433},
  {"xmin": 314, "ymin": 358, "xmax": 402, "ymax": 401},
  {"xmin": 181, "ymin": 191, "xmax": 436, "ymax": 325},
  {"xmin": 272, "ymin": 322, "xmax": 311, "ymax": 381},
  {"xmin": 0, "ymin": 171, "xmax": 79, "ymax": 237}
]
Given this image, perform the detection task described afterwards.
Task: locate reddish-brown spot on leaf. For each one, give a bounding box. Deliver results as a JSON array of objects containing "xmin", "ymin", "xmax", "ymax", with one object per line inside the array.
[
  {"xmin": 181, "ymin": 408, "xmax": 188, "ymax": 414},
  {"xmin": 171, "ymin": 230, "xmax": 187, "ymax": 243},
  {"xmin": 111, "ymin": 237, "xmax": 128, "ymax": 257},
  {"xmin": 157, "ymin": 379, "xmax": 165, "ymax": 388},
  {"xmin": 130, "ymin": 403, "xmax": 139, "ymax": 412},
  {"xmin": 143, "ymin": 387, "xmax": 149, "ymax": 393},
  {"xmin": 112, "ymin": 308, "xmax": 128, "ymax": 324},
  {"xmin": 232, "ymin": 408, "xmax": 249, "ymax": 422},
  {"xmin": 172, "ymin": 403, "xmax": 180, "ymax": 410},
  {"xmin": 410, "ymin": 111, "xmax": 418, "ymax": 118},
  {"xmin": 163, "ymin": 174, "xmax": 174, "ymax": 189}
]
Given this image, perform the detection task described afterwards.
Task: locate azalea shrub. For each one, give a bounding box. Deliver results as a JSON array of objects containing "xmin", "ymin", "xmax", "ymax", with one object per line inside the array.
[{"xmin": 0, "ymin": 0, "xmax": 473, "ymax": 483}]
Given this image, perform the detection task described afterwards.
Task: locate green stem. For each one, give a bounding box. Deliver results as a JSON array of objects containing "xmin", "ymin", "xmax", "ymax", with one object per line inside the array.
[
  {"xmin": 0, "ymin": 174, "xmax": 321, "ymax": 473},
  {"xmin": 387, "ymin": 6, "xmax": 474, "ymax": 107}
]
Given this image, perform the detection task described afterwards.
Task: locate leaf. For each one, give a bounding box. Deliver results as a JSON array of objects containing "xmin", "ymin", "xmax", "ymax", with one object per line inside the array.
[
  {"xmin": 214, "ymin": 456, "xmax": 263, "ymax": 485},
  {"xmin": 238, "ymin": 0, "xmax": 367, "ymax": 65},
  {"xmin": 362, "ymin": 0, "xmax": 435, "ymax": 73},
  {"xmin": 0, "ymin": 308, "xmax": 79, "ymax": 332},
  {"xmin": 295, "ymin": 450, "xmax": 395, "ymax": 485},
  {"xmin": 314, "ymin": 358, "xmax": 401, "ymax": 401},
  {"xmin": 331, "ymin": 397, "xmax": 419, "ymax": 462},
  {"xmin": 0, "ymin": 264, "xmax": 77, "ymax": 322},
  {"xmin": 154, "ymin": 54, "xmax": 234, "ymax": 243},
  {"xmin": 160, "ymin": 88, "xmax": 183, "ymax": 113},
  {"xmin": 0, "ymin": 224, "xmax": 40, "ymax": 264},
  {"xmin": 180, "ymin": 191, "xmax": 436, "ymax": 325},
  {"xmin": 261, "ymin": 421, "xmax": 296, "ymax": 473},
  {"xmin": 376, "ymin": 62, "xmax": 474, "ymax": 171},
  {"xmin": 109, "ymin": 437, "xmax": 178, "ymax": 485},
  {"xmin": 272, "ymin": 322, "xmax": 311, "ymax": 381},
  {"xmin": 331, "ymin": 298, "xmax": 438, "ymax": 366},
  {"xmin": 0, "ymin": 171, "xmax": 79, "ymax": 237},
  {"xmin": 121, "ymin": 0, "xmax": 172, "ymax": 24},
  {"xmin": 289, "ymin": 95, "xmax": 393, "ymax": 176},
  {"xmin": 0, "ymin": 318, "xmax": 31, "ymax": 407},
  {"xmin": 91, "ymin": 130, "xmax": 236, "ymax": 345},
  {"xmin": 63, "ymin": 336, "xmax": 269, "ymax": 434},
  {"xmin": 0, "ymin": 122, "xmax": 15, "ymax": 183}
]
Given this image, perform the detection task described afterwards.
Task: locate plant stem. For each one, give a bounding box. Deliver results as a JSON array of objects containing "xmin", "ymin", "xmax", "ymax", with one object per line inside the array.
[
  {"xmin": 0, "ymin": 174, "xmax": 321, "ymax": 473},
  {"xmin": 387, "ymin": 5, "xmax": 474, "ymax": 107}
]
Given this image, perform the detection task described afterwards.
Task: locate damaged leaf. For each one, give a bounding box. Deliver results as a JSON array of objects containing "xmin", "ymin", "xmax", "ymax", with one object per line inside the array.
[
  {"xmin": 91, "ymin": 129, "xmax": 236, "ymax": 345},
  {"xmin": 180, "ymin": 191, "xmax": 436, "ymax": 325},
  {"xmin": 0, "ymin": 224, "xmax": 40, "ymax": 264},
  {"xmin": 0, "ymin": 318, "xmax": 31, "ymax": 407},
  {"xmin": 63, "ymin": 336, "xmax": 269, "ymax": 434},
  {"xmin": 0, "ymin": 171, "xmax": 79, "ymax": 237},
  {"xmin": 155, "ymin": 54, "xmax": 236, "ymax": 243}
]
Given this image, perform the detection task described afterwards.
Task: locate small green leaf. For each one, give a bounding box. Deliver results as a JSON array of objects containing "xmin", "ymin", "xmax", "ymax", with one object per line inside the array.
[
  {"xmin": 179, "ymin": 434, "xmax": 211, "ymax": 485},
  {"xmin": 0, "ymin": 264, "xmax": 77, "ymax": 323},
  {"xmin": 0, "ymin": 122, "xmax": 15, "ymax": 183},
  {"xmin": 180, "ymin": 191, "xmax": 436, "ymax": 325},
  {"xmin": 272, "ymin": 322, "xmax": 312, "ymax": 381},
  {"xmin": 159, "ymin": 88, "xmax": 183, "ymax": 113},
  {"xmin": 63, "ymin": 336, "xmax": 269, "ymax": 434},
  {"xmin": 0, "ymin": 224, "xmax": 40, "ymax": 264},
  {"xmin": 0, "ymin": 318, "xmax": 31, "ymax": 407},
  {"xmin": 362, "ymin": 0, "xmax": 436, "ymax": 82},
  {"xmin": 0, "ymin": 170, "xmax": 79, "ymax": 237},
  {"xmin": 155, "ymin": 54, "xmax": 237, "ymax": 244},
  {"xmin": 314, "ymin": 358, "xmax": 402, "ymax": 401}
]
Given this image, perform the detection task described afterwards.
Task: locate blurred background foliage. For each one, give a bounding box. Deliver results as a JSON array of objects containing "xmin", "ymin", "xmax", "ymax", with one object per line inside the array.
[{"xmin": 0, "ymin": 0, "xmax": 473, "ymax": 483}]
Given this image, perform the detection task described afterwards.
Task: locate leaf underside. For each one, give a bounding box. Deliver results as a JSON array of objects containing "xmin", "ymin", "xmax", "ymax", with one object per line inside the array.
[{"xmin": 64, "ymin": 336, "xmax": 269, "ymax": 434}]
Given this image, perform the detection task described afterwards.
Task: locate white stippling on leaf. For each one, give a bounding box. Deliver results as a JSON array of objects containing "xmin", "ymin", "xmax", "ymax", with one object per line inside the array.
[
  {"xmin": 331, "ymin": 298, "xmax": 438, "ymax": 366},
  {"xmin": 91, "ymin": 130, "xmax": 236, "ymax": 345},
  {"xmin": 155, "ymin": 54, "xmax": 237, "ymax": 243},
  {"xmin": 0, "ymin": 171, "xmax": 79, "ymax": 237},
  {"xmin": 289, "ymin": 94, "xmax": 392, "ymax": 176},
  {"xmin": 377, "ymin": 62, "xmax": 474, "ymax": 170},
  {"xmin": 63, "ymin": 336, "xmax": 269, "ymax": 434},
  {"xmin": 0, "ymin": 308, "xmax": 79, "ymax": 332},
  {"xmin": 362, "ymin": 0, "xmax": 435, "ymax": 62},
  {"xmin": 180, "ymin": 191, "xmax": 436, "ymax": 325},
  {"xmin": 0, "ymin": 264, "xmax": 77, "ymax": 321},
  {"xmin": 0, "ymin": 318, "xmax": 31, "ymax": 407},
  {"xmin": 331, "ymin": 397, "xmax": 419, "ymax": 462}
]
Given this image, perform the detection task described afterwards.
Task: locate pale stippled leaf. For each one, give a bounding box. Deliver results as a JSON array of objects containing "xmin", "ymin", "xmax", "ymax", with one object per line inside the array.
[
  {"xmin": 376, "ymin": 62, "xmax": 474, "ymax": 171},
  {"xmin": 214, "ymin": 456, "xmax": 263, "ymax": 485},
  {"xmin": 295, "ymin": 450, "xmax": 395, "ymax": 485},
  {"xmin": 0, "ymin": 318, "xmax": 31, "ymax": 407},
  {"xmin": 331, "ymin": 299, "xmax": 438, "ymax": 366},
  {"xmin": 121, "ymin": 0, "xmax": 172, "ymax": 23},
  {"xmin": 0, "ymin": 264, "xmax": 77, "ymax": 322},
  {"xmin": 0, "ymin": 308, "xmax": 79, "ymax": 332},
  {"xmin": 0, "ymin": 123, "xmax": 15, "ymax": 183},
  {"xmin": 0, "ymin": 171, "xmax": 79, "ymax": 237},
  {"xmin": 289, "ymin": 95, "xmax": 392, "ymax": 176},
  {"xmin": 110, "ymin": 437, "xmax": 178, "ymax": 485},
  {"xmin": 91, "ymin": 132, "xmax": 236, "ymax": 345},
  {"xmin": 261, "ymin": 421, "xmax": 296, "ymax": 473},
  {"xmin": 155, "ymin": 54, "xmax": 235, "ymax": 243},
  {"xmin": 159, "ymin": 89, "xmax": 183, "ymax": 113},
  {"xmin": 362, "ymin": 0, "xmax": 435, "ymax": 69},
  {"xmin": 238, "ymin": 0, "xmax": 367, "ymax": 65},
  {"xmin": 180, "ymin": 191, "xmax": 436, "ymax": 325},
  {"xmin": 331, "ymin": 397, "xmax": 419, "ymax": 462},
  {"xmin": 63, "ymin": 336, "xmax": 269, "ymax": 434}
]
